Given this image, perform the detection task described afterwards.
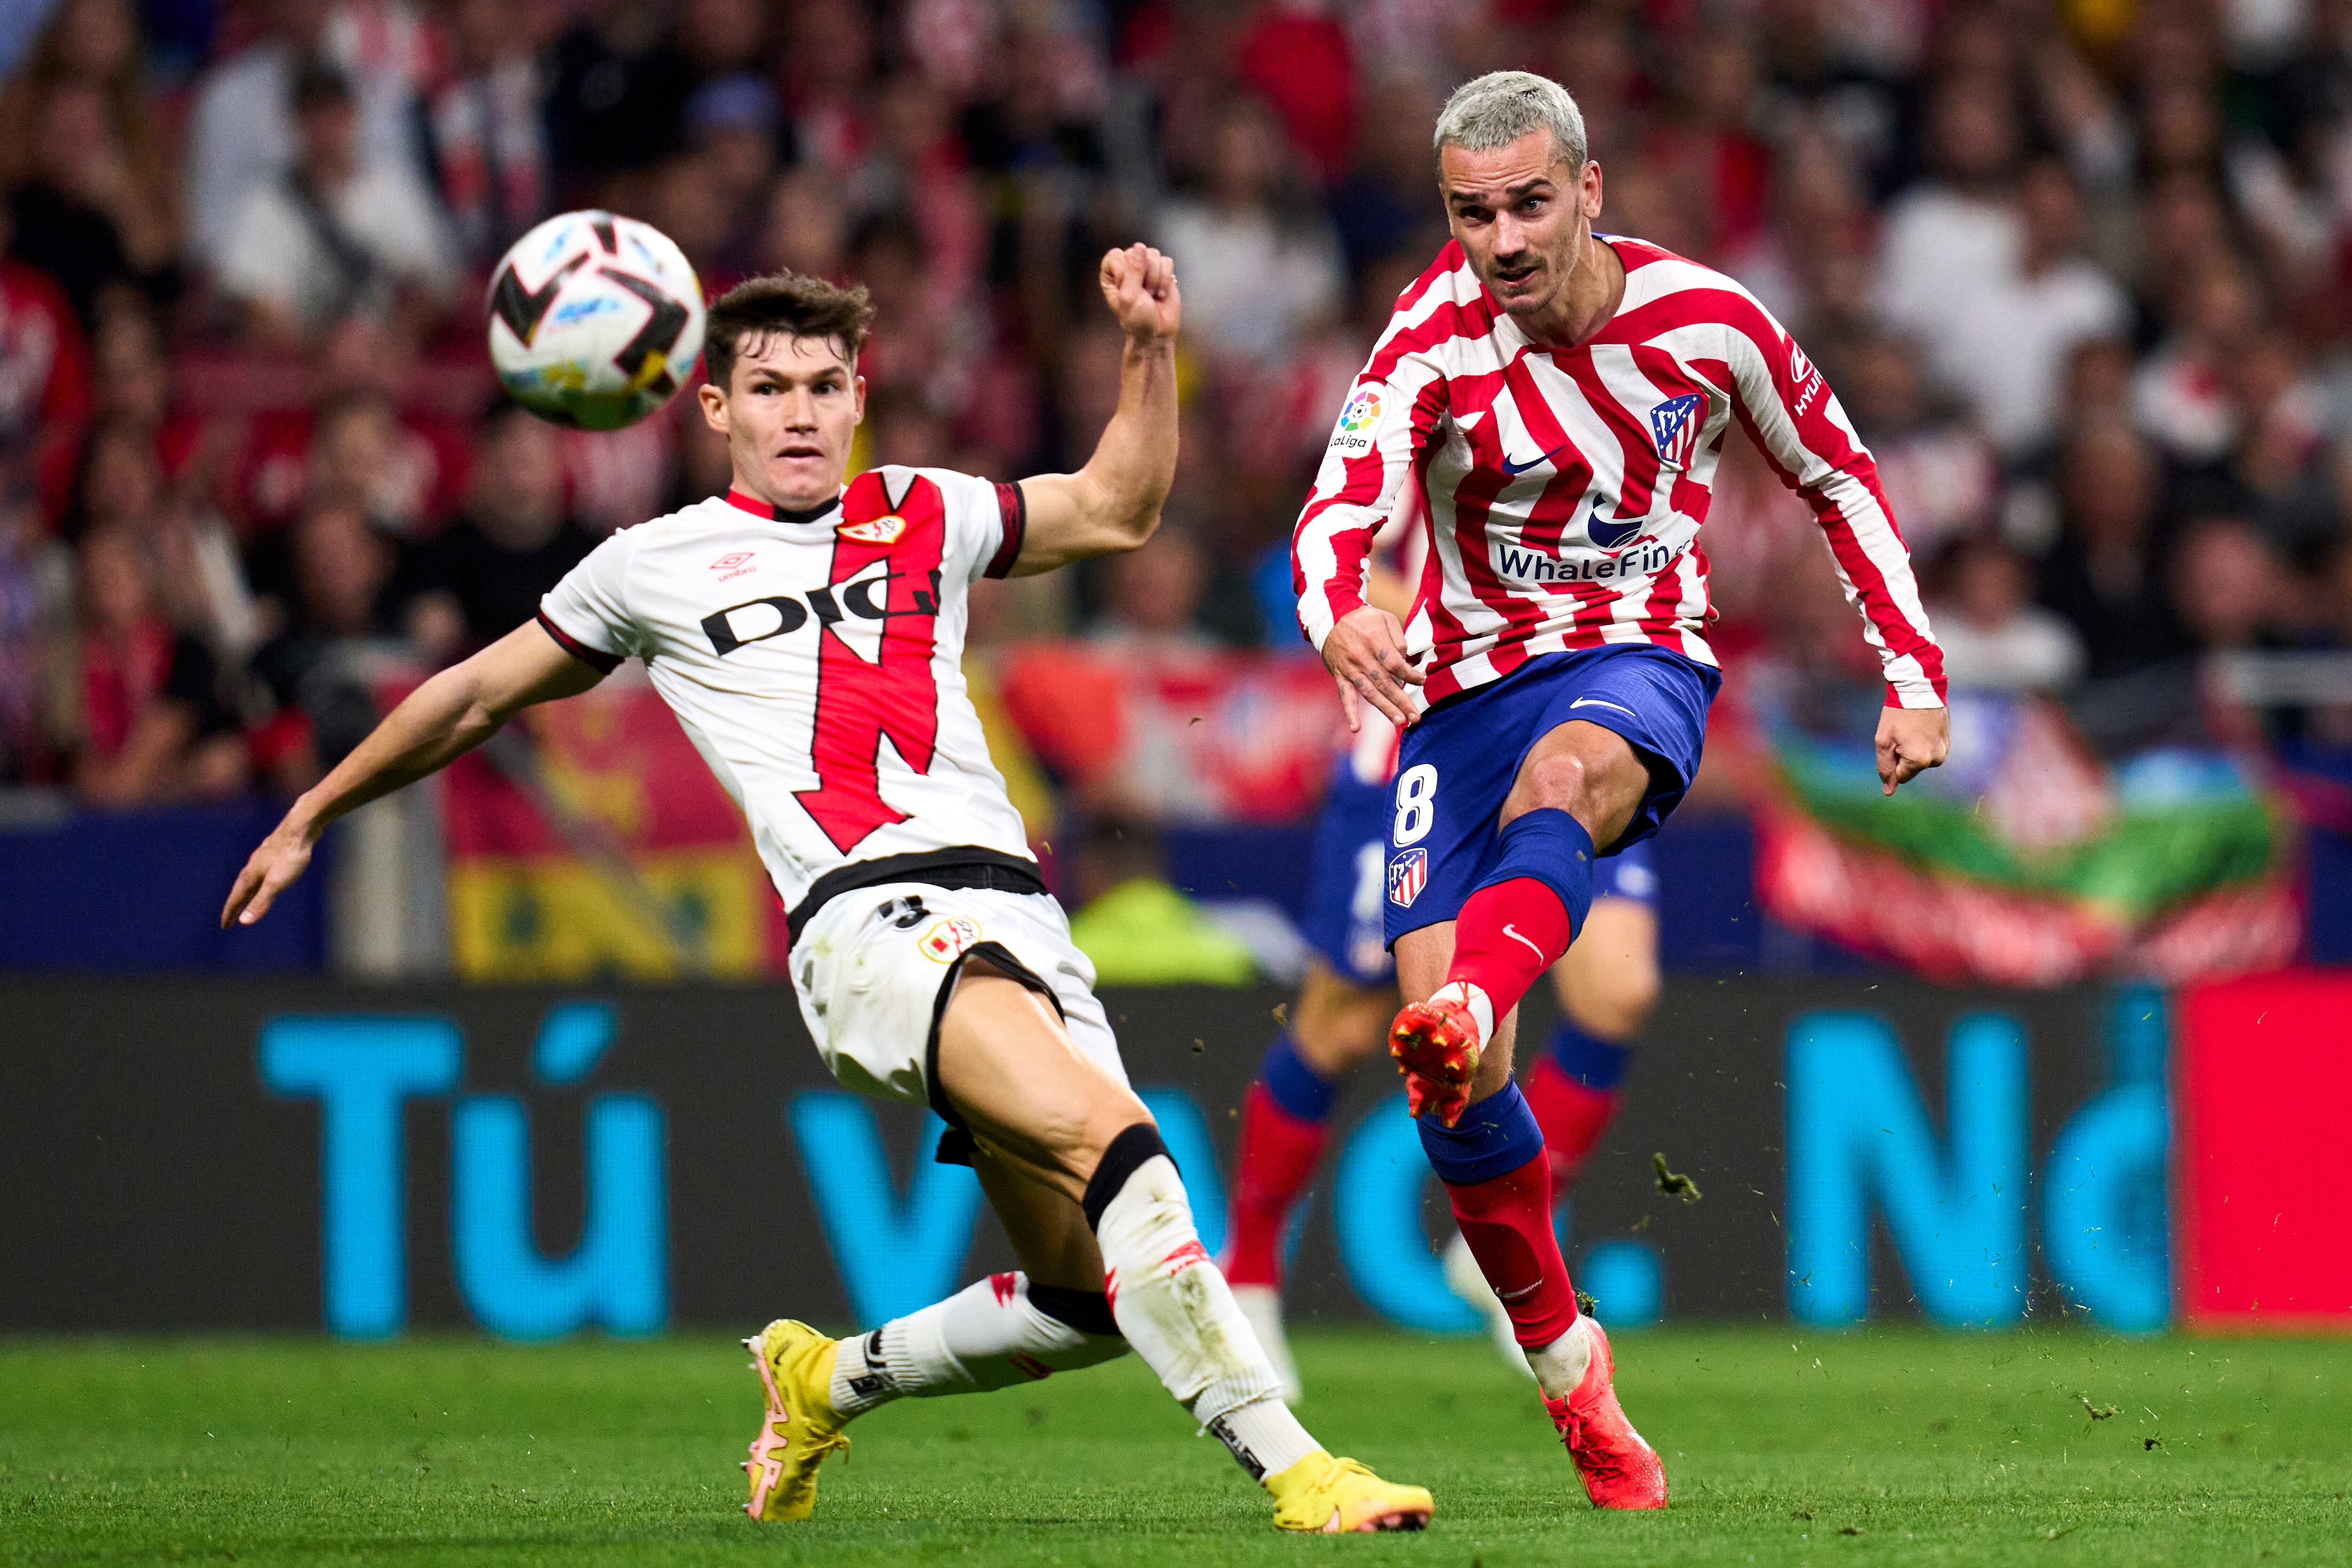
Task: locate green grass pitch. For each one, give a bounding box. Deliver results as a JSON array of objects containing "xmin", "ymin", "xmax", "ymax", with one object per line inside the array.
[{"xmin": 3, "ymin": 1327, "xmax": 2346, "ymax": 1565}]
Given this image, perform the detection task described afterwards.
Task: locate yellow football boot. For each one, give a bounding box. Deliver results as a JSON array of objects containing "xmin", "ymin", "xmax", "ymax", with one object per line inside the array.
[
  {"xmin": 1264, "ymin": 1450, "xmax": 1433, "ymax": 1533},
  {"xmin": 741, "ymin": 1319, "xmax": 853, "ymax": 1521}
]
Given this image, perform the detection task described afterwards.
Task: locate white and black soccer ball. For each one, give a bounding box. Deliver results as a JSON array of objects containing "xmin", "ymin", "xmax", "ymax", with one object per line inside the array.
[{"xmin": 485, "ymin": 211, "xmax": 707, "ymax": 431}]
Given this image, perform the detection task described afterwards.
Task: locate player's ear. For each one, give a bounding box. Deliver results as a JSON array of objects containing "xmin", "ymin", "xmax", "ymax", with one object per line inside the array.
[
  {"xmin": 698, "ymin": 381, "xmax": 729, "ymax": 435},
  {"xmin": 1581, "ymin": 161, "xmax": 1605, "ymax": 220},
  {"xmin": 852, "ymin": 373, "xmax": 866, "ymax": 427}
]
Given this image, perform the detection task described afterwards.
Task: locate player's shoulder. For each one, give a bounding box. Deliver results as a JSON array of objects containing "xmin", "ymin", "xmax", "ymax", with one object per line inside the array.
[
  {"xmin": 608, "ymin": 493, "xmax": 748, "ymax": 548},
  {"xmin": 1605, "ymin": 234, "xmax": 1780, "ymax": 340},
  {"xmin": 847, "ymin": 464, "xmax": 1007, "ymax": 530},
  {"xmin": 1367, "ymin": 240, "xmax": 1500, "ymax": 374},
  {"xmin": 859, "ymin": 464, "xmax": 997, "ymax": 504}
]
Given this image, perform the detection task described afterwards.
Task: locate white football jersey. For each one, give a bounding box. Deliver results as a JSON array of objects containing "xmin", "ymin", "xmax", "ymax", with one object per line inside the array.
[{"xmin": 537, "ymin": 465, "xmax": 1034, "ymax": 924}]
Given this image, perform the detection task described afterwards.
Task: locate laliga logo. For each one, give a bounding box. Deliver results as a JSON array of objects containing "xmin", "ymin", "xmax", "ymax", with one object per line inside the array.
[{"xmin": 1338, "ymin": 389, "xmax": 1383, "ymax": 433}]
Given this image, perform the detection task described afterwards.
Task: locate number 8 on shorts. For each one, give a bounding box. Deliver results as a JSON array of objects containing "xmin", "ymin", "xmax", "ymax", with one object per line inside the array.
[{"xmin": 1392, "ymin": 764, "xmax": 1438, "ymax": 846}]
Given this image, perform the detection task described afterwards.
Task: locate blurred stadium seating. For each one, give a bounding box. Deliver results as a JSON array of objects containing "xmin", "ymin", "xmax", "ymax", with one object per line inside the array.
[{"xmin": 2, "ymin": 0, "xmax": 2350, "ymax": 978}]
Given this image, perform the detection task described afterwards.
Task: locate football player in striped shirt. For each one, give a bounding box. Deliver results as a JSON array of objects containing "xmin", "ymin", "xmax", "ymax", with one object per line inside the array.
[
  {"xmin": 1293, "ymin": 72, "xmax": 1951, "ymax": 1510},
  {"xmin": 1226, "ymin": 526, "xmax": 1665, "ymax": 1401}
]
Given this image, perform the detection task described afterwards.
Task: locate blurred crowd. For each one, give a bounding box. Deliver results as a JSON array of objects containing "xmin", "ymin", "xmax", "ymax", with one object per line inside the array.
[{"xmin": 3, "ymin": 0, "xmax": 2352, "ymax": 805}]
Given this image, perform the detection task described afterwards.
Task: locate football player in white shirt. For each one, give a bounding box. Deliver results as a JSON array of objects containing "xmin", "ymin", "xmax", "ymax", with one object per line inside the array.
[{"xmin": 222, "ymin": 247, "xmax": 1433, "ymax": 1534}]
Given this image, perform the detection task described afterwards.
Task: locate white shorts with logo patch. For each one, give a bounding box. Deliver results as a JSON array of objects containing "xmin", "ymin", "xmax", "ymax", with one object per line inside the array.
[{"xmin": 790, "ymin": 881, "xmax": 1130, "ymax": 1113}]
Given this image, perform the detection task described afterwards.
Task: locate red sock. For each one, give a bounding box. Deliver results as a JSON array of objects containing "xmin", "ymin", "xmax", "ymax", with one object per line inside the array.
[
  {"xmin": 1523, "ymin": 1056, "xmax": 1622, "ymax": 1189},
  {"xmin": 1445, "ymin": 1152, "xmax": 1579, "ymax": 1348},
  {"xmin": 1223, "ymin": 1084, "xmax": 1327, "ymax": 1289},
  {"xmin": 1444, "ymin": 878, "xmax": 1574, "ymax": 1022}
]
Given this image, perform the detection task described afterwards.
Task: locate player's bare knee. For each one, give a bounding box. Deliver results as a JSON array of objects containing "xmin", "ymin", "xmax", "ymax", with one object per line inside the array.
[
  {"xmin": 1065, "ymin": 1085, "xmax": 1156, "ymax": 1181},
  {"xmin": 1292, "ymin": 977, "xmax": 1392, "ymax": 1073},
  {"xmin": 1513, "ymin": 752, "xmax": 1595, "ymax": 818},
  {"xmin": 1586, "ymin": 962, "xmax": 1660, "ymax": 1038}
]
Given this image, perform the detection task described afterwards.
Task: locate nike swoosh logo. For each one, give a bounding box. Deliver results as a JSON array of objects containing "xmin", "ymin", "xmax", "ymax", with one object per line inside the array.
[
  {"xmin": 1502, "ymin": 923, "xmax": 1546, "ymax": 960},
  {"xmin": 1497, "ymin": 1281, "xmax": 1543, "ymax": 1302},
  {"xmin": 1499, "ymin": 443, "xmax": 1567, "ymax": 477},
  {"xmin": 1569, "ymin": 698, "xmax": 1637, "ymax": 718}
]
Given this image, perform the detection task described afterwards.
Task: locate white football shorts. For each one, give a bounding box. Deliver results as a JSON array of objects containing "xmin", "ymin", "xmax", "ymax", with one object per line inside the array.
[{"xmin": 789, "ymin": 881, "xmax": 1130, "ymax": 1117}]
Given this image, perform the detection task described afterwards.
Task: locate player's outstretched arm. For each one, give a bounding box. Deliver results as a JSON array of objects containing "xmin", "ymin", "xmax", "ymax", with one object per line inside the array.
[
  {"xmin": 221, "ymin": 621, "xmax": 607, "ymax": 928},
  {"xmin": 1009, "ymin": 243, "xmax": 1180, "ymax": 574}
]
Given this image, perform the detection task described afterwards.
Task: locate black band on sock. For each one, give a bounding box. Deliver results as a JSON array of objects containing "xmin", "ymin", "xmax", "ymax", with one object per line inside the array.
[
  {"xmin": 1081, "ymin": 1122, "xmax": 1171, "ymax": 1233},
  {"xmin": 1208, "ymin": 1413, "xmax": 1267, "ymax": 1480},
  {"xmin": 1027, "ymin": 1282, "xmax": 1121, "ymax": 1338}
]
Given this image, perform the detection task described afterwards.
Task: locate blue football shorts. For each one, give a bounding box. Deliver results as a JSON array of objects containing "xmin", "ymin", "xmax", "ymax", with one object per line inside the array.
[{"xmin": 1381, "ymin": 645, "xmax": 1715, "ymax": 947}]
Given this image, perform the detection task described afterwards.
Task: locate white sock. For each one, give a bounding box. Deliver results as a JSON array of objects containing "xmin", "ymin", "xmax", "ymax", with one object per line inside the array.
[
  {"xmin": 1430, "ymin": 979, "xmax": 1495, "ymax": 1047},
  {"xmin": 1525, "ymin": 1313, "xmax": 1595, "ymax": 1401},
  {"xmin": 1093, "ymin": 1152, "xmax": 1320, "ymax": 1481},
  {"xmin": 828, "ymin": 1272, "xmax": 1128, "ymax": 1415}
]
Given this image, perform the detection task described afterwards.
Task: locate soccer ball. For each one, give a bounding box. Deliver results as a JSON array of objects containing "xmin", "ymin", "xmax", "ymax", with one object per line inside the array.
[{"xmin": 485, "ymin": 211, "xmax": 707, "ymax": 431}]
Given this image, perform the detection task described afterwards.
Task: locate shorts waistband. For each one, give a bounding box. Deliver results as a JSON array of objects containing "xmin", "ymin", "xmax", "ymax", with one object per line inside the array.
[{"xmin": 786, "ymin": 846, "xmax": 1049, "ymax": 947}]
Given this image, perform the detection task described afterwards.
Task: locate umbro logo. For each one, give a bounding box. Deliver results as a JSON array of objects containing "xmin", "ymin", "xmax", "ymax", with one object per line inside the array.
[{"xmin": 710, "ymin": 552, "xmax": 754, "ymax": 571}]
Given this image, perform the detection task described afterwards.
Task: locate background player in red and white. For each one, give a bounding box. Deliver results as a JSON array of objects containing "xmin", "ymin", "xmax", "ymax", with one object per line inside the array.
[
  {"xmin": 1225, "ymin": 524, "xmax": 1665, "ymax": 1398},
  {"xmin": 1294, "ymin": 72, "xmax": 1951, "ymax": 1510},
  {"xmin": 223, "ymin": 253, "xmax": 1432, "ymax": 1534}
]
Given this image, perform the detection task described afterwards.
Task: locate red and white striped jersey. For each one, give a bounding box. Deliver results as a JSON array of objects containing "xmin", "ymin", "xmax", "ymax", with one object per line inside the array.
[{"xmin": 1294, "ymin": 237, "xmax": 1947, "ymax": 709}]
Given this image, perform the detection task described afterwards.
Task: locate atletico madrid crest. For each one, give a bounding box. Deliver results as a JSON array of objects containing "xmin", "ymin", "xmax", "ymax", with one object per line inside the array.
[
  {"xmin": 1387, "ymin": 848, "xmax": 1428, "ymax": 907},
  {"xmin": 1649, "ymin": 393, "xmax": 1702, "ymax": 470}
]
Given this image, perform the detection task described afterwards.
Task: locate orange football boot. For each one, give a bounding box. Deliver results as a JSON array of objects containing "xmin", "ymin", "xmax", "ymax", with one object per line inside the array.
[{"xmin": 1542, "ymin": 1318, "xmax": 1667, "ymax": 1509}]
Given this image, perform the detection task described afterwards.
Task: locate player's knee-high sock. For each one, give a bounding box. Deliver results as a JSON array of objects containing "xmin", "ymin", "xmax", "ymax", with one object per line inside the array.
[
  {"xmin": 1523, "ymin": 1023, "xmax": 1631, "ymax": 1187},
  {"xmin": 1085, "ymin": 1124, "xmax": 1321, "ymax": 1481},
  {"xmin": 1433, "ymin": 810, "xmax": 1594, "ymax": 1044},
  {"xmin": 1419, "ymin": 1083, "xmax": 1590, "ymax": 1396},
  {"xmin": 1224, "ymin": 1033, "xmax": 1334, "ymax": 1289},
  {"xmin": 827, "ymin": 1272, "xmax": 1128, "ymax": 1414}
]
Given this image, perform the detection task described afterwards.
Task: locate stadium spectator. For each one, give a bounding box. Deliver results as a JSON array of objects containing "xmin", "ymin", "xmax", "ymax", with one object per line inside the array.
[
  {"xmin": 2132, "ymin": 254, "xmax": 2264, "ymax": 465},
  {"xmin": 71, "ymin": 413, "xmax": 259, "ymax": 666},
  {"xmin": 1327, "ymin": 74, "xmax": 1446, "ymax": 277},
  {"xmin": 0, "ymin": 204, "xmax": 93, "ymax": 529},
  {"xmin": 1947, "ymin": 159, "xmax": 2131, "ymax": 459},
  {"xmin": 758, "ymin": 166, "xmax": 851, "ymax": 282},
  {"xmin": 0, "ymin": 0, "xmax": 179, "ymax": 331},
  {"xmin": 544, "ymin": 0, "xmax": 693, "ymax": 200},
  {"xmin": 2171, "ymin": 516, "xmax": 2293, "ymax": 653},
  {"xmin": 777, "ymin": 0, "xmax": 877, "ymax": 174},
  {"xmin": 247, "ymin": 497, "xmax": 403, "ymax": 767},
  {"xmin": 404, "ymin": 402, "xmax": 597, "ymax": 660},
  {"xmin": 849, "ymin": 73, "xmax": 983, "ymax": 300},
  {"xmin": 303, "ymin": 388, "xmax": 446, "ymax": 540},
  {"xmin": 213, "ymin": 63, "xmax": 459, "ymax": 344},
  {"xmin": 2192, "ymin": 330, "xmax": 2344, "ymax": 562},
  {"xmin": 1873, "ymin": 79, "xmax": 2023, "ymax": 416},
  {"xmin": 1155, "ymin": 97, "xmax": 1343, "ymax": 368},
  {"xmin": 86, "ymin": 295, "xmax": 172, "ymax": 441},
  {"xmin": 1834, "ymin": 333, "xmax": 1998, "ymax": 562},
  {"xmin": 422, "ymin": 0, "xmax": 551, "ymax": 267},
  {"xmin": 0, "ymin": 475, "xmax": 64, "ymax": 783},
  {"xmin": 1928, "ymin": 534, "xmax": 2087, "ymax": 692},
  {"xmin": 1645, "ymin": 34, "xmax": 1774, "ymax": 259},
  {"xmin": 1232, "ymin": 2, "xmax": 1357, "ymax": 182},
  {"xmin": 182, "ymin": 0, "xmax": 435, "ymax": 270},
  {"xmin": 683, "ymin": 75, "xmax": 787, "ymax": 276},
  {"xmin": 675, "ymin": 0, "xmax": 766, "ymax": 83},
  {"xmin": 1086, "ymin": 522, "xmax": 1215, "ymax": 656},
  {"xmin": 2036, "ymin": 419, "xmax": 2192, "ymax": 679},
  {"xmin": 59, "ymin": 523, "xmax": 248, "ymax": 804}
]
